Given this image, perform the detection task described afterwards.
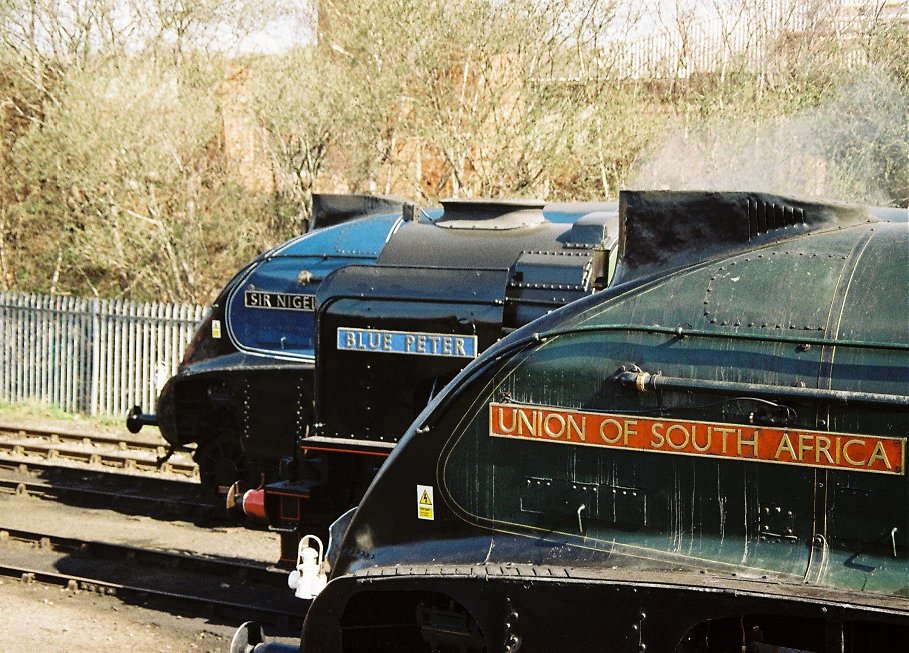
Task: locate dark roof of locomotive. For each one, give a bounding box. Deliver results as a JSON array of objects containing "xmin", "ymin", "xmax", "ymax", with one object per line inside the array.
[{"xmin": 615, "ymin": 190, "xmax": 881, "ymax": 283}]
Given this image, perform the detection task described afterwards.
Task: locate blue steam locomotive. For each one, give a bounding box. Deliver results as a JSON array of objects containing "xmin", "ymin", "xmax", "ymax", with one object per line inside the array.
[{"xmin": 129, "ymin": 194, "xmax": 619, "ymax": 499}]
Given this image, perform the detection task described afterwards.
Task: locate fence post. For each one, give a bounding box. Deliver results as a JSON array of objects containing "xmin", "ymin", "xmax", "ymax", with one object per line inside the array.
[
  {"xmin": 0, "ymin": 292, "xmax": 6, "ymax": 402},
  {"xmin": 89, "ymin": 297, "xmax": 100, "ymax": 417}
]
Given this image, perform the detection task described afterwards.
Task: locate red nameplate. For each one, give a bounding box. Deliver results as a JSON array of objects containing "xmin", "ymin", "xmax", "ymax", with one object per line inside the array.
[{"xmin": 489, "ymin": 403, "xmax": 905, "ymax": 475}]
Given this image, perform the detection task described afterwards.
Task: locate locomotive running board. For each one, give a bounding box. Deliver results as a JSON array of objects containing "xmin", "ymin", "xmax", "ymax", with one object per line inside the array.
[{"xmin": 299, "ymin": 435, "xmax": 396, "ymax": 457}]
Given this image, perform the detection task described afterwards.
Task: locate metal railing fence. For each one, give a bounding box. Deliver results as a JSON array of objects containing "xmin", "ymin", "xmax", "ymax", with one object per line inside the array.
[{"xmin": 0, "ymin": 292, "xmax": 205, "ymax": 418}]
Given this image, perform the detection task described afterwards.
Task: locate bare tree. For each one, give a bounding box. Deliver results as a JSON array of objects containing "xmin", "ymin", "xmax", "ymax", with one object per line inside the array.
[
  {"xmin": 319, "ymin": 0, "xmax": 643, "ymax": 200},
  {"xmin": 0, "ymin": 0, "xmax": 905, "ymax": 304},
  {"xmin": 631, "ymin": 0, "xmax": 909, "ymax": 206},
  {"xmin": 0, "ymin": 0, "xmax": 300, "ymax": 301},
  {"xmin": 250, "ymin": 42, "xmax": 340, "ymax": 231}
]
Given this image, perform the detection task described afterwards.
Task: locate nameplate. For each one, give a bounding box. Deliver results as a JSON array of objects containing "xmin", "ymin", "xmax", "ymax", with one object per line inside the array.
[{"xmin": 337, "ymin": 327, "xmax": 478, "ymax": 359}]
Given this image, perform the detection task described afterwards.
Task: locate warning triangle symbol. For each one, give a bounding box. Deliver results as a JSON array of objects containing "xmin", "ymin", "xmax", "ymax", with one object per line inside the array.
[{"xmin": 419, "ymin": 490, "xmax": 432, "ymax": 506}]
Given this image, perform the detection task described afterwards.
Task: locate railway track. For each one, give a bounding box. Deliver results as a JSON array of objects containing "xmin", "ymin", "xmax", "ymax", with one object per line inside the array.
[
  {"xmin": 0, "ymin": 460, "xmax": 222, "ymax": 521},
  {"xmin": 0, "ymin": 423, "xmax": 244, "ymax": 524},
  {"xmin": 0, "ymin": 423, "xmax": 198, "ymax": 479},
  {"xmin": 0, "ymin": 526, "xmax": 305, "ymax": 632}
]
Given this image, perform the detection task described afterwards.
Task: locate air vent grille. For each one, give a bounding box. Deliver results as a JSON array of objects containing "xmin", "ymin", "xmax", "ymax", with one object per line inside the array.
[{"xmin": 748, "ymin": 200, "xmax": 806, "ymax": 238}]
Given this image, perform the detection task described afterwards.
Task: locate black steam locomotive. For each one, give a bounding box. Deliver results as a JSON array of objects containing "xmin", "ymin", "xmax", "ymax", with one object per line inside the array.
[
  {"xmin": 237, "ymin": 191, "xmax": 908, "ymax": 652},
  {"xmin": 129, "ymin": 195, "xmax": 618, "ymax": 499}
]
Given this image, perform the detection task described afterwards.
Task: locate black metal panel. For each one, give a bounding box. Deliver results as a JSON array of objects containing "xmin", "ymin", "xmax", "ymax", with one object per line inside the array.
[
  {"xmin": 377, "ymin": 220, "xmax": 574, "ymax": 268},
  {"xmin": 301, "ymin": 569, "xmax": 909, "ymax": 653},
  {"xmin": 434, "ymin": 198, "xmax": 546, "ymax": 225},
  {"xmin": 504, "ymin": 250, "xmax": 592, "ymax": 328},
  {"xmin": 562, "ymin": 209, "xmax": 619, "ymax": 247},
  {"xmin": 519, "ymin": 477, "xmax": 647, "ymax": 530},
  {"xmin": 616, "ymin": 190, "xmax": 872, "ymax": 282},
  {"xmin": 315, "ymin": 266, "xmax": 508, "ymax": 442},
  {"xmin": 316, "ymin": 264, "xmax": 509, "ymax": 307},
  {"xmin": 511, "ymin": 251, "xmax": 591, "ymax": 288},
  {"xmin": 311, "ymin": 193, "xmax": 404, "ymax": 229}
]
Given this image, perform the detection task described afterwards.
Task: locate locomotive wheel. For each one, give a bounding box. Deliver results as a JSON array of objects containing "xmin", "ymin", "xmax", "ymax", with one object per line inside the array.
[{"xmin": 195, "ymin": 433, "xmax": 249, "ymax": 495}]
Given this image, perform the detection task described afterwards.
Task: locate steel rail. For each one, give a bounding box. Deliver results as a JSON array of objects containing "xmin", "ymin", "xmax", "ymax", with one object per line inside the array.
[
  {"xmin": 0, "ymin": 561, "xmax": 301, "ymax": 630},
  {"xmin": 0, "ymin": 424, "xmax": 193, "ymax": 454},
  {"xmin": 0, "ymin": 527, "xmax": 303, "ymax": 630},
  {"xmin": 0, "ymin": 474, "xmax": 220, "ymax": 519},
  {"xmin": 0, "ymin": 457, "xmax": 197, "ymax": 484},
  {"xmin": 0, "ymin": 527, "xmax": 283, "ymax": 583},
  {"xmin": 0, "ymin": 425, "xmax": 198, "ymax": 478}
]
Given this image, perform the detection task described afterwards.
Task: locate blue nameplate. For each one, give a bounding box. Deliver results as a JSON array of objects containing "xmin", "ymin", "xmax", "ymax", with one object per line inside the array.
[{"xmin": 337, "ymin": 327, "xmax": 478, "ymax": 359}]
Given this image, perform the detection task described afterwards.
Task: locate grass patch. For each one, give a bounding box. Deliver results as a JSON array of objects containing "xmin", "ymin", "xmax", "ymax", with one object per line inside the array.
[{"xmin": 0, "ymin": 400, "xmax": 123, "ymax": 428}]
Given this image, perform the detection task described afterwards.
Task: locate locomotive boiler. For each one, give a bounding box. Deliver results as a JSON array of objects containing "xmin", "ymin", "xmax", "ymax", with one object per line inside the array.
[
  {"xmin": 239, "ymin": 190, "xmax": 908, "ymax": 652},
  {"xmin": 129, "ymin": 194, "xmax": 618, "ymax": 495}
]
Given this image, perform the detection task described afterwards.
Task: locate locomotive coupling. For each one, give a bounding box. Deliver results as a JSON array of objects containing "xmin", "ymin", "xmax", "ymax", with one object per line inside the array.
[
  {"xmin": 125, "ymin": 405, "xmax": 158, "ymax": 433},
  {"xmin": 226, "ymin": 483, "xmax": 267, "ymax": 522}
]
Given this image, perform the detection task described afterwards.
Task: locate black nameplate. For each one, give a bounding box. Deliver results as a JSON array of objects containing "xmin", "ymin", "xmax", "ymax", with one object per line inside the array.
[{"xmin": 244, "ymin": 290, "xmax": 315, "ymax": 311}]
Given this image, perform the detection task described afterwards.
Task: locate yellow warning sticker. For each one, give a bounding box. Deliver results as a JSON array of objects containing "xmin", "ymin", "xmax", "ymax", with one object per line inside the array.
[
  {"xmin": 211, "ymin": 320, "xmax": 222, "ymax": 339},
  {"xmin": 417, "ymin": 484, "xmax": 434, "ymax": 521}
]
